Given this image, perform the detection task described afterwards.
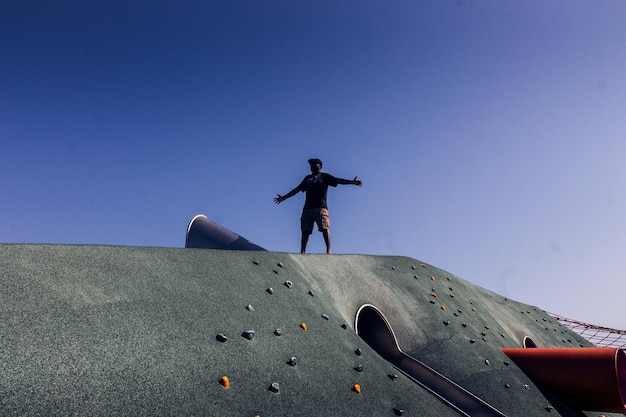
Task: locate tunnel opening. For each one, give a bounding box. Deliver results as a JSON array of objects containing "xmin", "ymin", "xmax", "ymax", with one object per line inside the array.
[
  {"xmin": 354, "ymin": 304, "xmax": 403, "ymax": 365},
  {"xmin": 523, "ymin": 336, "xmax": 537, "ymax": 348}
]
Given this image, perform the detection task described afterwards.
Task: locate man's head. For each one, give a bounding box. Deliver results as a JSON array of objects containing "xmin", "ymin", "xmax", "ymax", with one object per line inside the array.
[{"xmin": 308, "ymin": 158, "xmax": 322, "ymax": 174}]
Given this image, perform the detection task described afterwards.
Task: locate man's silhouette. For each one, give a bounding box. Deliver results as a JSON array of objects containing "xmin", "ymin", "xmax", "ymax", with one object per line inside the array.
[{"xmin": 274, "ymin": 158, "xmax": 362, "ymax": 254}]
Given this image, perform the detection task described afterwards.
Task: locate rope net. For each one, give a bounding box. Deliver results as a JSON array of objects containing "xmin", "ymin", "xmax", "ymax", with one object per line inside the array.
[{"xmin": 548, "ymin": 313, "xmax": 626, "ymax": 349}]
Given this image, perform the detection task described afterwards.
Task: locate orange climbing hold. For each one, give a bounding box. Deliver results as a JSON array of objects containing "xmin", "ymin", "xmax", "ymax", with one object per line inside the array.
[
  {"xmin": 431, "ymin": 276, "xmax": 436, "ymax": 281},
  {"xmin": 440, "ymin": 305, "xmax": 446, "ymax": 311},
  {"xmin": 429, "ymin": 292, "xmax": 437, "ymax": 297},
  {"xmin": 300, "ymin": 322, "xmax": 308, "ymax": 331},
  {"xmin": 353, "ymin": 384, "xmax": 362, "ymax": 394},
  {"xmin": 220, "ymin": 375, "xmax": 230, "ymax": 388}
]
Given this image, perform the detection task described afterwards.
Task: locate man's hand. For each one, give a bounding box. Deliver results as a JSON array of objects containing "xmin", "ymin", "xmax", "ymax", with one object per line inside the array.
[
  {"xmin": 353, "ymin": 176, "xmax": 363, "ymax": 187},
  {"xmin": 274, "ymin": 194, "xmax": 284, "ymax": 204}
]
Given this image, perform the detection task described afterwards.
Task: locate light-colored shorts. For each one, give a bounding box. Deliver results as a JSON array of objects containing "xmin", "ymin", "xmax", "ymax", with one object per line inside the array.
[{"xmin": 301, "ymin": 208, "xmax": 330, "ymax": 234}]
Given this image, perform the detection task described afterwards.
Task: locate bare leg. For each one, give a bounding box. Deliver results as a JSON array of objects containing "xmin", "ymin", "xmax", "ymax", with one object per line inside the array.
[
  {"xmin": 322, "ymin": 230, "xmax": 332, "ymax": 254},
  {"xmin": 301, "ymin": 232, "xmax": 310, "ymax": 254}
]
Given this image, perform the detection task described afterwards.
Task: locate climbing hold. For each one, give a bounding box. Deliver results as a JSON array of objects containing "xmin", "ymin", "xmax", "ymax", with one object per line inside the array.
[
  {"xmin": 469, "ymin": 339, "xmax": 476, "ymax": 344},
  {"xmin": 392, "ymin": 266, "xmax": 397, "ymax": 271},
  {"xmin": 522, "ymin": 384, "xmax": 530, "ymax": 390},
  {"xmin": 429, "ymin": 300, "xmax": 436, "ymax": 304},
  {"xmin": 414, "ymin": 275, "xmax": 418, "ymax": 279},
  {"xmin": 461, "ymin": 323, "xmax": 468, "ymax": 328},
  {"xmin": 242, "ymin": 330, "xmax": 255, "ymax": 340},
  {"xmin": 354, "ymin": 364, "xmax": 363, "ymax": 372},
  {"xmin": 266, "ymin": 287, "xmax": 274, "ymax": 295},
  {"xmin": 393, "ymin": 407, "xmax": 405, "ymax": 416},
  {"xmin": 272, "ymin": 269, "xmax": 279, "ymax": 274},
  {"xmin": 287, "ymin": 357, "xmax": 297, "ymax": 366},
  {"xmin": 321, "ymin": 314, "xmax": 329, "ymax": 320},
  {"xmin": 216, "ymin": 333, "xmax": 228, "ymax": 343},
  {"xmin": 411, "ymin": 265, "xmax": 416, "ymax": 270},
  {"xmin": 440, "ymin": 305, "xmax": 446, "ymax": 311},
  {"xmin": 449, "ymin": 294, "xmax": 455, "ymax": 298},
  {"xmin": 341, "ymin": 323, "xmax": 349, "ymax": 329},
  {"xmin": 300, "ymin": 322, "xmax": 308, "ymax": 331},
  {"xmin": 420, "ymin": 263, "xmax": 426, "ymax": 267},
  {"xmin": 443, "ymin": 320, "xmax": 451, "ymax": 326},
  {"xmin": 485, "ymin": 359, "xmax": 490, "ymax": 366},
  {"xmin": 274, "ymin": 328, "xmax": 283, "ymax": 336},
  {"xmin": 220, "ymin": 375, "xmax": 230, "ymax": 388},
  {"xmin": 308, "ymin": 290, "xmax": 315, "ymax": 296},
  {"xmin": 431, "ymin": 276, "xmax": 436, "ymax": 281},
  {"xmin": 484, "ymin": 325, "xmax": 490, "ymax": 329},
  {"xmin": 269, "ymin": 382, "xmax": 280, "ymax": 393},
  {"xmin": 472, "ymin": 307, "xmax": 477, "ymax": 313},
  {"xmin": 503, "ymin": 361, "xmax": 510, "ymax": 366},
  {"xmin": 284, "ymin": 280, "xmax": 293, "ymax": 289},
  {"xmin": 388, "ymin": 373, "xmax": 398, "ymax": 381},
  {"xmin": 429, "ymin": 292, "xmax": 437, "ymax": 298},
  {"xmin": 246, "ymin": 304, "xmax": 255, "ymax": 312},
  {"xmin": 277, "ymin": 262, "xmax": 283, "ymax": 267},
  {"xmin": 253, "ymin": 260, "xmax": 260, "ymax": 265},
  {"xmin": 504, "ymin": 383, "xmax": 511, "ymax": 389},
  {"xmin": 352, "ymin": 384, "xmax": 361, "ymax": 394},
  {"xmin": 501, "ymin": 333, "xmax": 506, "ymax": 338},
  {"xmin": 355, "ymin": 348, "xmax": 362, "ymax": 356},
  {"xmin": 446, "ymin": 276, "xmax": 451, "ymax": 281}
]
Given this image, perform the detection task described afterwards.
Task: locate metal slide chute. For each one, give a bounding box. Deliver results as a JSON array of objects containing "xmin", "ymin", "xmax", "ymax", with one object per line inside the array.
[
  {"xmin": 185, "ymin": 214, "xmax": 266, "ymax": 251},
  {"xmin": 355, "ymin": 304, "xmax": 507, "ymax": 417}
]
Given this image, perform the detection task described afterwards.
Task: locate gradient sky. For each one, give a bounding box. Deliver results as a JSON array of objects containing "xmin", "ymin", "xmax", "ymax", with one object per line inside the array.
[{"xmin": 2, "ymin": 1, "xmax": 625, "ymax": 329}]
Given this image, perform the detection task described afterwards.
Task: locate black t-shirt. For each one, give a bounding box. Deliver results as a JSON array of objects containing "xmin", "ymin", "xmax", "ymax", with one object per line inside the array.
[{"xmin": 297, "ymin": 173, "xmax": 338, "ymax": 209}]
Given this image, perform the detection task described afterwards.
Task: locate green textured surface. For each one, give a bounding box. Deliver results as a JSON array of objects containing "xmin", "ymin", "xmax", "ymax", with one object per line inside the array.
[{"xmin": 0, "ymin": 244, "xmax": 618, "ymax": 417}]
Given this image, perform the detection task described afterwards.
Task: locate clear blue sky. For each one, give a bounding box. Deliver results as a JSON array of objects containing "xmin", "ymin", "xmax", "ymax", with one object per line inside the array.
[{"xmin": 2, "ymin": 1, "xmax": 625, "ymax": 329}]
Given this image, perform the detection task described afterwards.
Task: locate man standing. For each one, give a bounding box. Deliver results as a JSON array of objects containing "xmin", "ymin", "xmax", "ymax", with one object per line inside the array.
[{"xmin": 274, "ymin": 158, "xmax": 363, "ymax": 254}]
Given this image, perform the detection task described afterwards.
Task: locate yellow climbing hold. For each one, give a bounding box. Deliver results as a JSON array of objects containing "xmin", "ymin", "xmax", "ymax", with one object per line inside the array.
[
  {"xmin": 353, "ymin": 384, "xmax": 362, "ymax": 394},
  {"xmin": 300, "ymin": 322, "xmax": 308, "ymax": 331},
  {"xmin": 220, "ymin": 375, "xmax": 230, "ymax": 389}
]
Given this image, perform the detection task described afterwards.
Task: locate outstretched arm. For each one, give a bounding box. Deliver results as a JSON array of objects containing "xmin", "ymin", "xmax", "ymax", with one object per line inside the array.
[
  {"xmin": 336, "ymin": 176, "xmax": 363, "ymax": 187},
  {"xmin": 274, "ymin": 187, "xmax": 300, "ymax": 204}
]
